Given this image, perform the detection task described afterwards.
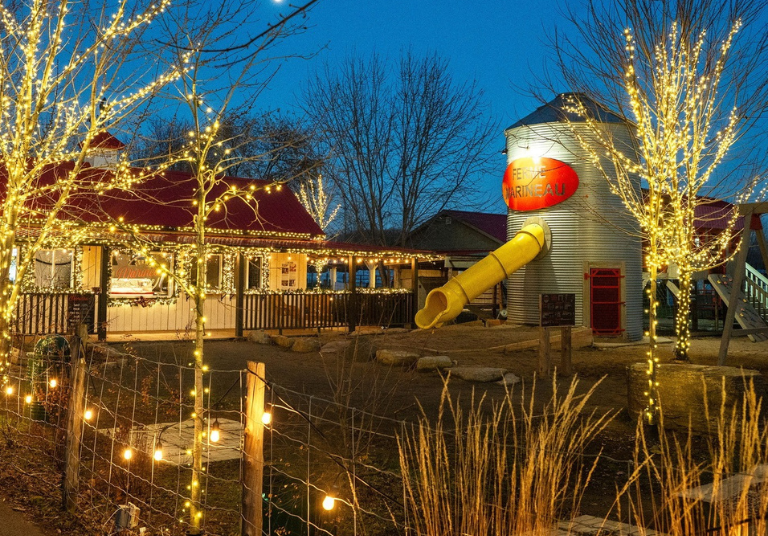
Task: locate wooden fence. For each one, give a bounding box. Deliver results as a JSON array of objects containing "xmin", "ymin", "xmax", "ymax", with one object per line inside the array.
[
  {"xmin": 243, "ymin": 292, "xmax": 414, "ymax": 331},
  {"xmin": 13, "ymin": 293, "xmax": 93, "ymax": 335},
  {"xmin": 12, "ymin": 291, "xmax": 415, "ymax": 336}
]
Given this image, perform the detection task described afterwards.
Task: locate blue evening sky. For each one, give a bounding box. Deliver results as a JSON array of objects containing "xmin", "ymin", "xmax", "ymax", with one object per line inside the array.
[
  {"xmin": 253, "ymin": 0, "xmax": 766, "ymax": 209},
  {"xmin": 257, "ymin": 0, "xmax": 566, "ymax": 211}
]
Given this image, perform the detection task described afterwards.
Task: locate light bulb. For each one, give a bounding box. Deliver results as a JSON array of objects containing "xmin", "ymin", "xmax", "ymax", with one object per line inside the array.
[
  {"xmin": 322, "ymin": 495, "xmax": 335, "ymax": 511},
  {"xmin": 262, "ymin": 412, "xmax": 272, "ymax": 425},
  {"xmin": 210, "ymin": 418, "xmax": 221, "ymax": 443},
  {"xmin": 49, "ymin": 378, "xmax": 57, "ymax": 388},
  {"xmin": 123, "ymin": 448, "xmax": 133, "ymax": 461},
  {"xmin": 84, "ymin": 409, "xmax": 94, "ymax": 420}
]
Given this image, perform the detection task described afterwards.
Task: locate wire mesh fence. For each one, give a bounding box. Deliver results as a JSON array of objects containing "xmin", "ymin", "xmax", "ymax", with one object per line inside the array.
[{"xmin": 4, "ymin": 334, "xmax": 768, "ymax": 536}]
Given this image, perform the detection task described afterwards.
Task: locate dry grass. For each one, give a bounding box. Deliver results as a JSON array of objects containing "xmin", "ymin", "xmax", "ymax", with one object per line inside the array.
[{"xmin": 398, "ymin": 377, "xmax": 613, "ymax": 536}]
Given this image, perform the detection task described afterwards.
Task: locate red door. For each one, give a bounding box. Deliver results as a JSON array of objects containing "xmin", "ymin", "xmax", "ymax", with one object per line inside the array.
[{"xmin": 590, "ymin": 268, "xmax": 624, "ymax": 336}]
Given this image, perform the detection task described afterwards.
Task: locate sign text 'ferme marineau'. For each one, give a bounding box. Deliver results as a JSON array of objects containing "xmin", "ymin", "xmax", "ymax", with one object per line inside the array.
[{"xmin": 502, "ymin": 157, "xmax": 579, "ymax": 211}]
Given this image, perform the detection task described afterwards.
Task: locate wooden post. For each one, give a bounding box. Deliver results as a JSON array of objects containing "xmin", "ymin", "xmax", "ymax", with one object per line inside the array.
[
  {"xmin": 719, "ymin": 208, "xmax": 754, "ymax": 365},
  {"xmin": 235, "ymin": 253, "xmax": 245, "ymax": 338},
  {"xmin": 97, "ymin": 246, "xmax": 109, "ymax": 341},
  {"xmin": 242, "ymin": 362, "xmax": 266, "ymax": 536},
  {"xmin": 560, "ymin": 326, "xmax": 572, "ymax": 376},
  {"xmin": 63, "ymin": 349, "xmax": 86, "ymax": 512},
  {"xmin": 348, "ymin": 256, "xmax": 357, "ymax": 333},
  {"xmin": 411, "ymin": 257, "xmax": 420, "ymax": 327},
  {"xmin": 538, "ymin": 327, "xmax": 551, "ymax": 377}
]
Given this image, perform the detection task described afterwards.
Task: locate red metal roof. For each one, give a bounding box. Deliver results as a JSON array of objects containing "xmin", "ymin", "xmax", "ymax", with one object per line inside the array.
[
  {"xmin": 441, "ymin": 210, "xmax": 507, "ymax": 243},
  {"xmin": 47, "ymin": 165, "xmax": 326, "ymax": 237},
  {"xmin": 86, "ymin": 131, "xmax": 126, "ymax": 150}
]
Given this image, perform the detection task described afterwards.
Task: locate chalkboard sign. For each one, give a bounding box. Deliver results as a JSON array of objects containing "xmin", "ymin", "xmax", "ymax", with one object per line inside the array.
[
  {"xmin": 539, "ymin": 294, "xmax": 576, "ymax": 327},
  {"xmin": 67, "ymin": 294, "xmax": 96, "ymax": 334}
]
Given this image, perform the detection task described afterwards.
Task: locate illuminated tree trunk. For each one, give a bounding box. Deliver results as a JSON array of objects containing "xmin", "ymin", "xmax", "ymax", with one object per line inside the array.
[
  {"xmin": 190, "ymin": 190, "xmax": 207, "ymax": 534},
  {"xmin": 673, "ymin": 269, "xmax": 693, "ymax": 361},
  {"xmin": 646, "ymin": 262, "xmax": 660, "ymax": 425}
]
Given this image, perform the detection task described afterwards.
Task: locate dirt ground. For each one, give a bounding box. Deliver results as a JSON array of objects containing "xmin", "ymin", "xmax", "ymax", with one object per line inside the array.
[{"xmin": 116, "ymin": 321, "xmax": 768, "ymax": 428}]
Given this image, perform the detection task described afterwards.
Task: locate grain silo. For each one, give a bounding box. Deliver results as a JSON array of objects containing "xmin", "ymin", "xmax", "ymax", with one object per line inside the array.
[{"xmin": 504, "ymin": 93, "xmax": 643, "ymax": 341}]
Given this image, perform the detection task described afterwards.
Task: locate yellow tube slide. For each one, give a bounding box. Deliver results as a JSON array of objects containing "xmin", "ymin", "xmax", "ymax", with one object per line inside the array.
[{"xmin": 415, "ymin": 222, "xmax": 547, "ymax": 329}]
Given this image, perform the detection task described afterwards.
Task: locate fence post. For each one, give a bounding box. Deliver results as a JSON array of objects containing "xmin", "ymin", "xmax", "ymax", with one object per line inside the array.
[
  {"xmin": 242, "ymin": 362, "xmax": 266, "ymax": 536},
  {"xmin": 235, "ymin": 253, "xmax": 245, "ymax": 338},
  {"xmin": 63, "ymin": 342, "xmax": 86, "ymax": 512}
]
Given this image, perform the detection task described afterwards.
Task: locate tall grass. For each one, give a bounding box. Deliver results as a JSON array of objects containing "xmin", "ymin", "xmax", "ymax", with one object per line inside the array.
[
  {"xmin": 397, "ymin": 377, "xmax": 612, "ymax": 536},
  {"xmin": 628, "ymin": 379, "xmax": 768, "ymax": 535}
]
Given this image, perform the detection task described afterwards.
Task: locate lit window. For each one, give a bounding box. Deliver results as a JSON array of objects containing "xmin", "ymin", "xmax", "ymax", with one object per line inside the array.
[
  {"xmin": 9, "ymin": 247, "xmax": 18, "ymax": 283},
  {"xmin": 34, "ymin": 249, "xmax": 74, "ymax": 290},
  {"xmin": 110, "ymin": 251, "xmax": 172, "ymax": 297},
  {"xmin": 246, "ymin": 258, "xmax": 263, "ymax": 290}
]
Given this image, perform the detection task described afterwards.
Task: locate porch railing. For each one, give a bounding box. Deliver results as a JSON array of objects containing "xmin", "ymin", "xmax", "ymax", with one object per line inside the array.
[
  {"xmin": 243, "ymin": 291, "xmax": 414, "ymax": 331},
  {"xmin": 13, "ymin": 293, "xmax": 95, "ymax": 336}
]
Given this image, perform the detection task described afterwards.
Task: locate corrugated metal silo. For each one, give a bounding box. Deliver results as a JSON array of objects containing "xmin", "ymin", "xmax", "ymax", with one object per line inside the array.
[{"xmin": 504, "ymin": 93, "xmax": 643, "ymax": 341}]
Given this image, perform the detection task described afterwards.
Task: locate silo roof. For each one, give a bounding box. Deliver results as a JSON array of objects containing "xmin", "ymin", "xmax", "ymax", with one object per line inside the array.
[{"xmin": 507, "ymin": 93, "xmax": 625, "ymax": 130}]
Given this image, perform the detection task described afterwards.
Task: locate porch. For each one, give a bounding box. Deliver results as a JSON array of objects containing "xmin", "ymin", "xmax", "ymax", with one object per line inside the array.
[{"xmin": 11, "ymin": 289, "xmax": 416, "ymax": 340}]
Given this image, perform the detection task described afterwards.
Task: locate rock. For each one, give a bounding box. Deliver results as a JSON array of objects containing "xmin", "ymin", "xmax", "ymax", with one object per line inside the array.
[
  {"xmin": 416, "ymin": 355, "xmax": 453, "ymax": 372},
  {"xmin": 272, "ymin": 335, "xmax": 294, "ymax": 349},
  {"xmin": 497, "ymin": 373, "xmax": 521, "ymax": 386},
  {"xmin": 247, "ymin": 330, "xmax": 272, "ymax": 344},
  {"xmin": 376, "ymin": 349, "xmax": 419, "ymax": 367},
  {"xmin": 382, "ymin": 328, "xmax": 410, "ymax": 334},
  {"xmin": 344, "ymin": 336, "xmax": 377, "ymax": 362},
  {"xmin": 450, "ymin": 367, "xmax": 506, "ymax": 382},
  {"xmin": 292, "ymin": 338, "xmax": 321, "ymax": 353},
  {"xmin": 321, "ymin": 340, "xmax": 351, "ymax": 354},
  {"xmin": 627, "ymin": 363, "xmax": 766, "ymax": 433}
]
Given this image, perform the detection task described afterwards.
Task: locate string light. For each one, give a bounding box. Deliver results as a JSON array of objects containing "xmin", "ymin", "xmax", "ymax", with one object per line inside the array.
[{"xmin": 210, "ymin": 419, "xmax": 221, "ymax": 443}]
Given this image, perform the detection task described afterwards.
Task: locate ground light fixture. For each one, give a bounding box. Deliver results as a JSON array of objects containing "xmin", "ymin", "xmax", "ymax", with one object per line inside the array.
[{"xmin": 210, "ymin": 418, "xmax": 221, "ymax": 443}]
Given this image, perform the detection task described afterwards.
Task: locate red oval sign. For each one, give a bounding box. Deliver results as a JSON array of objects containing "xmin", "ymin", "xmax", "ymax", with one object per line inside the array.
[{"xmin": 502, "ymin": 157, "xmax": 579, "ymax": 211}]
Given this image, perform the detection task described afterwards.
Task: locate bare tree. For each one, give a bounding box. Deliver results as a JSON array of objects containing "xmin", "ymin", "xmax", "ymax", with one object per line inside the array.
[
  {"xmin": 545, "ymin": 0, "xmax": 768, "ymax": 421},
  {"xmin": 135, "ymin": 111, "xmax": 323, "ymax": 179},
  {"xmin": 0, "ymin": 0, "xmax": 185, "ymax": 363},
  {"xmin": 304, "ymin": 51, "xmax": 498, "ymax": 247}
]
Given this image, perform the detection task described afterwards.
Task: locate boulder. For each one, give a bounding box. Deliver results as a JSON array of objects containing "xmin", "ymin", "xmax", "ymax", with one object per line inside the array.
[
  {"xmin": 498, "ymin": 373, "xmax": 522, "ymax": 386},
  {"xmin": 247, "ymin": 330, "xmax": 272, "ymax": 344},
  {"xmin": 627, "ymin": 363, "xmax": 766, "ymax": 433},
  {"xmin": 376, "ymin": 349, "xmax": 419, "ymax": 367},
  {"xmin": 320, "ymin": 339, "xmax": 352, "ymax": 355},
  {"xmin": 450, "ymin": 367, "xmax": 507, "ymax": 382},
  {"xmin": 344, "ymin": 336, "xmax": 377, "ymax": 362},
  {"xmin": 292, "ymin": 338, "xmax": 321, "ymax": 353},
  {"xmin": 272, "ymin": 335, "xmax": 294, "ymax": 349},
  {"xmin": 416, "ymin": 355, "xmax": 453, "ymax": 372}
]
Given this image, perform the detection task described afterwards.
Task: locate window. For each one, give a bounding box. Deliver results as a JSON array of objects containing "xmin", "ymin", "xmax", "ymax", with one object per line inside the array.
[
  {"xmin": 110, "ymin": 251, "xmax": 172, "ymax": 297},
  {"xmin": 246, "ymin": 257, "xmax": 263, "ymax": 290},
  {"xmin": 9, "ymin": 247, "xmax": 18, "ymax": 283},
  {"xmin": 34, "ymin": 249, "xmax": 74, "ymax": 290},
  {"xmin": 206, "ymin": 254, "xmax": 222, "ymax": 290},
  {"xmin": 190, "ymin": 254, "xmax": 223, "ymax": 292}
]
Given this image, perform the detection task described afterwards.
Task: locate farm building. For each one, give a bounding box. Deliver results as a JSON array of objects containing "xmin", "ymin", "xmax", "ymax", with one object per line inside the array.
[{"xmin": 10, "ymin": 133, "xmax": 433, "ymax": 340}]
